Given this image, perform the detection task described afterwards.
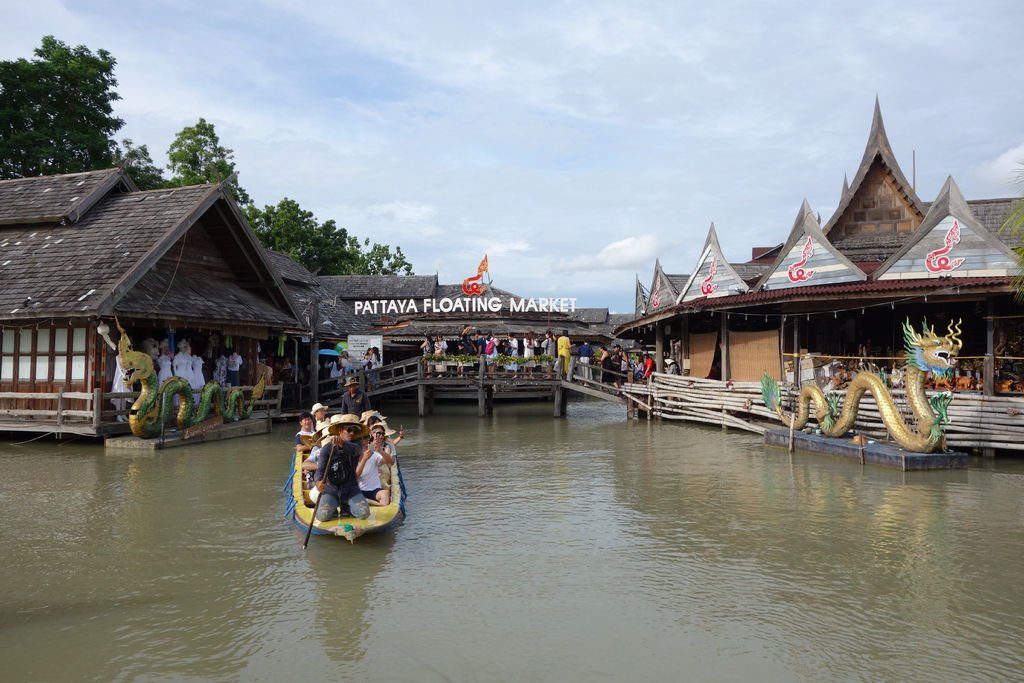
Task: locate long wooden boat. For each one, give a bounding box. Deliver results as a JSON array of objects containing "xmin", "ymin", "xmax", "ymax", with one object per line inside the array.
[{"xmin": 285, "ymin": 449, "xmax": 406, "ymax": 542}]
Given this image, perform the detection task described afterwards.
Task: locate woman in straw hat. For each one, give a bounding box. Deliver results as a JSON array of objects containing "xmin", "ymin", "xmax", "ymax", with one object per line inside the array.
[
  {"xmin": 359, "ymin": 421, "xmax": 397, "ymax": 506},
  {"xmin": 312, "ymin": 414, "xmax": 371, "ymax": 522}
]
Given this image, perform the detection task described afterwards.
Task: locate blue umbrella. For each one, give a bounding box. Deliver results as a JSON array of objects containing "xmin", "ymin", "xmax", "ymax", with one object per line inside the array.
[{"xmin": 318, "ymin": 349, "xmax": 340, "ymax": 356}]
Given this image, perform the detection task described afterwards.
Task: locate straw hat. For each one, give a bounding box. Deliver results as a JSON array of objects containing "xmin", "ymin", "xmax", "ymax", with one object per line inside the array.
[
  {"xmin": 327, "ymin": 413, "xmax": 369, "ymax": 439},
  {"xmin": 344, "ymin": 377, "xmax": 360, "ymax": 388},
  {"xmin": 369, "ymin": 420, "xmax": 396, "ymax": 438},
  {"xmin": 360, "ymin": 409, "xmax": 387, "ymax": 425},
  {"xmin": 310, "ymin": 402, "xmax": 327, "ymax": 414}
]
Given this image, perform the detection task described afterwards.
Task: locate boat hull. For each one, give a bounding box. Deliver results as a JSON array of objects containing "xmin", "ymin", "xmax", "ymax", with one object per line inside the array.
[{"xmin": 287, "ymin": 450, "xmax": 406, "ymax": 541}]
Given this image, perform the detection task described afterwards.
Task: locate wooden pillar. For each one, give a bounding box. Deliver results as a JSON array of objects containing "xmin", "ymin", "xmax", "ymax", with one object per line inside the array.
[
  {"xmin": 417, "ymin": 361, "xmax": 426, "ymax": 416},
  {"xmin": 92, "ymin": 387, "xmax": 102, "ymax": 431},
  {"xmin": 983, "ymin": 301, "xmax": 996, "ymax": 458},
  {"xmin": 681, "ymin": 314, "xmax": 689, "ymax": 375},
  {"xmin": 553, "ymin": 383, "xmax": 567, "ymax": 417},
  {"xmin": 779, "ymin": 314, "xmax": 787, "ymax": 380},
  {"xmin": 308, "ymin": 301, "xmax": 319, "ymax": 404},
  {"xmin": 983, "ymin": 301, "xmax": 995, "ymax": 396},
  {"xmin": 655, "ymin": 323, "xmax": 665, "ymax": 373},
  {"xmin": 720, "ymin": 313, "xmax": 730, "ymax": 381},
  {"xmin": 792, "ymin": 316, "xmax": 800, "ymax": 385},
  {"xmin": 478, "ymin": 361, "xmax": 487, "ymax": 417}
]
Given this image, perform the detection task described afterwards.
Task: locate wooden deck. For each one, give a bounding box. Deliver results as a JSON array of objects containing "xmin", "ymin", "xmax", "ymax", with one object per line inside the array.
[
  {"xmin": 621, "ymin": 373, "xmax": 1024, "ymax": 454},
  {"xmin": 0, "ymin": 384, "xmax": 284, "ymax": 440}
]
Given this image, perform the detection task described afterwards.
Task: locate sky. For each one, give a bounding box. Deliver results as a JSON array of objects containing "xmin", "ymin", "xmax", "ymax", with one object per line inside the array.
[{"xmin": 2, "ymin": 1, "xmax": 1023, "ymax": 312}]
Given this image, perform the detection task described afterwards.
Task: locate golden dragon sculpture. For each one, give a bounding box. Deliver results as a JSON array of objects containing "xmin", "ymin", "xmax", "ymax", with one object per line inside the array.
[
  {"xmin": 761, "ymin": 318, "xmax": 961, "ymax": 453},
  {"xmin": 117, "ymin": 320, "xmax": 266, "ymax": 438}
]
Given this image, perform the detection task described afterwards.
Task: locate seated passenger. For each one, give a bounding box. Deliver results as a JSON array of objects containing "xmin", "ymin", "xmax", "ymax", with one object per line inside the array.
[
  {"xmin": 358, "ymin": 422, "xmax": 397, "ymax": 506},
  {"xmin": 295, "ymin": 411, "xmax": 319, "ymax": 475},
  {"xmin": 312, "ymin": 414, "xmax": 371, "ymax": 521}
]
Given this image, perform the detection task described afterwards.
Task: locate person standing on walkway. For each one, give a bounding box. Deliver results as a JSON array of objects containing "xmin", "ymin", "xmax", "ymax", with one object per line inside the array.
[
  {"xmin": 577, "ymin": 340, "xmax": 593, "ymax": 381},
  {"xmin": 556, "ymin": 329, "xmax": 571, "ymax": 379}
]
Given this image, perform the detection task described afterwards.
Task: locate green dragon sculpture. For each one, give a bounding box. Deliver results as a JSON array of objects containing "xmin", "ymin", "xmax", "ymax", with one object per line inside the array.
[
  {"xmin": 117, "ymin": 320, "xmax": 266, "ymax": 438},
  {"xmin": 760, "ymin": 318, "xmax": 961, "ymax": 453}
]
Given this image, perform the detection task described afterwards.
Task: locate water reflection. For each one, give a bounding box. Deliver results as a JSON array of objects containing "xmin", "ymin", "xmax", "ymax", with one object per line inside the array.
[{"xmin": 1, "ymin": 401, "xmax": 1024, "ymax": 681}]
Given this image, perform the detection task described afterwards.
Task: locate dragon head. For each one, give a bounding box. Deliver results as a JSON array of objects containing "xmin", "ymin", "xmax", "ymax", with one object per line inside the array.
[
  {"xmin": 902, "ymin": 318, "xmax": 962, "ymax": 377},
  {"xmin": 117, "ymin": 319, "xmax": 156, "ymax": 387}
]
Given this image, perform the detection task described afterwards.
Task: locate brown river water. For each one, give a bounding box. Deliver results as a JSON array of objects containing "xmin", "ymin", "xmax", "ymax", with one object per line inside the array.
[{"xmin": 2, "ymin": 399, "xmax": 1023, "ymax": 682}]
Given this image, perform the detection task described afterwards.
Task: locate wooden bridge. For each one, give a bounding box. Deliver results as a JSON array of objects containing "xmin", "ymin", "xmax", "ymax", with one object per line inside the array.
[{"xmin": 317, "ymin": 356, "xmax": 640, "ymax": 417}]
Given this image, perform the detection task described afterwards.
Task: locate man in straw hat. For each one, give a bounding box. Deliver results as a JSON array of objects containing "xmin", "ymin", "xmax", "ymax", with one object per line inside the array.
[
  {"xmin": 340, "ymin": 376, "xmax": 371, "ymax": 416},
  {"xmin": 312, "ymin": 414, "xmax": 371, "ymax": 521}
]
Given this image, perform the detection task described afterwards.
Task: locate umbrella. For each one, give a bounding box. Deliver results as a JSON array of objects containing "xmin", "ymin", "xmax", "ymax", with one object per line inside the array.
[{"xmin": 318, "ymin": 349, "xmax": 340, "ymax": 357}]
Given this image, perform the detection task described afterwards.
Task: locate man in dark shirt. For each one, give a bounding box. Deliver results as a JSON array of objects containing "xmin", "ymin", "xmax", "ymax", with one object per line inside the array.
[
  {"xmin": 577, "ymin": 340, "xmax": 594, "ymax": 381},
  {"xmin": 340, "ymin": 376, "xmax": 371, "ymax": 415},
  {"xmin": 313, "ymin": 414, "xmax": 371, "ymax": 521}
]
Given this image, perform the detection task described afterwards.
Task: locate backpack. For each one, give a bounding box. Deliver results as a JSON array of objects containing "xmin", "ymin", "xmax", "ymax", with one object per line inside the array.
[{"xmin": 485, "ymin": 339, "xmax": 496, "ymax": 355}]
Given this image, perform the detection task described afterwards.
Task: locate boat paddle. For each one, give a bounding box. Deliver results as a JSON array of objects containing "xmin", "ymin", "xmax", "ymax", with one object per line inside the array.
[{"xmin": 302, "ymin": 438, "xmax": 336, "ymax": 550}]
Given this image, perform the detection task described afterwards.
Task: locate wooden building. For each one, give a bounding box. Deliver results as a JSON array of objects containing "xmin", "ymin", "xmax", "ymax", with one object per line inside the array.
[
  {"xmin": 620, "ymin": 100, "xmax": 1021, "ymax": 394},
  {"xmin": 0, "ymin": 168, "xmax": 302, "ymax": 436}
]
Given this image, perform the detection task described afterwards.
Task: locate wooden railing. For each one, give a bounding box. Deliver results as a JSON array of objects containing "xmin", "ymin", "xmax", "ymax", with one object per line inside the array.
[
  {"xmin": 0, "ymin": 383, "xmax": 283, "ymax": 436},
  {"xmin": 620, "ymin": 374, "xmax": 1024, "ymax": 452}
]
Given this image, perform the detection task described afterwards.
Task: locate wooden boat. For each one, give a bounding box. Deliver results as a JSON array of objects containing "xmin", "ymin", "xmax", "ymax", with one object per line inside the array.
[{"xmin": 286, "ymin": 449, "xmax": 406, "ymax": 542}]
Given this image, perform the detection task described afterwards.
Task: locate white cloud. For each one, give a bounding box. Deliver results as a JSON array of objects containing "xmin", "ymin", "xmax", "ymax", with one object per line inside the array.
[
  {"xmin": 967, "ymin": 142, "xmax": 1024, "ymax": 197},
  {"xmin": 2, "ymin": 0, "xmax": 1023, "ymax": 310},
  {"xmin": 565, "ymin": 235, "xmax": 662, "ymax": 272}
]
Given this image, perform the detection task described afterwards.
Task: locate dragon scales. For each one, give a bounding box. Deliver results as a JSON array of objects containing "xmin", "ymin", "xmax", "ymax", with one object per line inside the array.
[
  {"xmin": 761, "ymin": 318, "xmax": 961, "ymax": 453},
  {"xmin": 117, "ymin": 321, "xmax": 266, "ymax": 438}
]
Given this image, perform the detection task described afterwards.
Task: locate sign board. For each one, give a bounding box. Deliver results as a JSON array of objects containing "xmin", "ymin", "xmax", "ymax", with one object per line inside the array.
[{"xmin": 347, "ymin": 335, "xmax": 383, "ymax": 365}]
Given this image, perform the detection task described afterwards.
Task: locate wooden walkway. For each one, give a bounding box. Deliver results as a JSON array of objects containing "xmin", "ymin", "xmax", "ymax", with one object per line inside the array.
[{"xmin": 341, "ymin": 356, "xmax": 635, "ymax": 417}]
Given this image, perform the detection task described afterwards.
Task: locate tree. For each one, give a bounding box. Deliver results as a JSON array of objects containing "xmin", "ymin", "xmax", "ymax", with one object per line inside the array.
[
  {"xmin": 0, "ymin": 35, "xmax": 124, "ymax": 178},
  {"xmin": 1003, "ymin": 165, "xmax": 1024, "ymax": 301},
  {"xmin": 166, "ymin": 117, "xmax": 250, "ymax": 204},
  {"xmin": 114, "ymin": 138, "xmax": 165, "ymax": 190},
  {"xmin": 359, "ymin": 240, "xmax": 414, "ymax": 275},
  {"xmin": 246, "ymin": 198, "xmax": 414, "ymax": 276}
]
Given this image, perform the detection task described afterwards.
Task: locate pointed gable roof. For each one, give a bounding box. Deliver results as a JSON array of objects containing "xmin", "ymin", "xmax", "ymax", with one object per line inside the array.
[
  {"xmin": 0, "ymin": 179, "xmax": 301, "ymax": 329},
  {"xmin": 755, "ymin": 200, "xmax": 867, "ymax": 291},
  {"xmin": 676, "ymin": 223, "xmax": 750, "ymax": 303},
  {"xmin": 875, "ymin": 176, "xmax": 1020, "ymax": 280},
  {"xmin": 822, "ymin": 98, "xmax": 927, "ymax": 237},
  {"xmin": 635, "ymin": 276, "xmax": 648, "ymax": 316},
  {"xmin": 646, "ymin": 259, "xmax": 678, "ymax": 313}
]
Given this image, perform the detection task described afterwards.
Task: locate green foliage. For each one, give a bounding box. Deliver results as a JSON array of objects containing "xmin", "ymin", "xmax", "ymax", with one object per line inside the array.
[
  {"xmin": 166, "ymin": 117, "xmax": 249, "ymax": 204},
  {"xmin": 114, "ymin": 138, "xmax": 165, "ymax": 190},
  {"xmin": 359, "ymin": 239, "xmax": 413, "ymax": 276},
  {"xmin": 245, "ymin": 197, "xmax": 414, "ymax": 276},
  {"xmin": 822, "ymin": 392, "xmax": 841, "ymax": 433},
  {"xmin": 1001, "ymin": 166, "xmax": 1024, "ymax": 301},
  {"xmin": 760, "ymin": 372, "xmax": 780, "ymax": 412},
  {"xmin": 929, "ymin": 391, "xmax": 954, "ymax": 442},
  {"xmin": 0, "ymin": 36, "xmax": 124, "ymax": 178}
]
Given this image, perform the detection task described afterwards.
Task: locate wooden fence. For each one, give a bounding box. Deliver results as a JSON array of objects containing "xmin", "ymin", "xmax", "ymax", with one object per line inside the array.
[
  {"xmin": 0, "ymin": 383, "xmax": 283, "ymax": 437},
  {"xmin": 620, "ymin": 373, "xmax": 1024, "ymax": 452}
]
